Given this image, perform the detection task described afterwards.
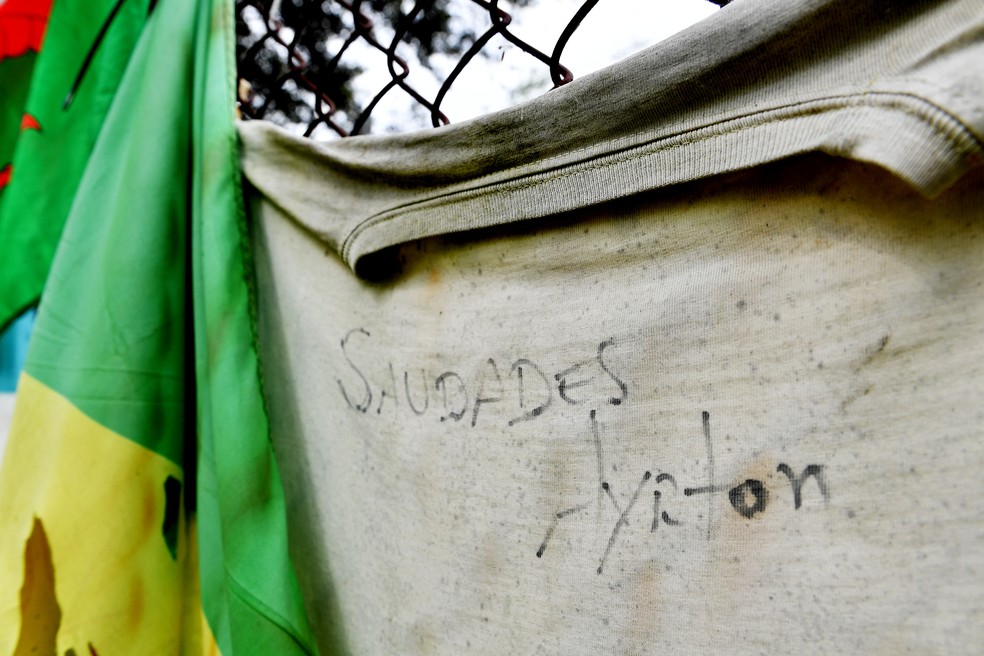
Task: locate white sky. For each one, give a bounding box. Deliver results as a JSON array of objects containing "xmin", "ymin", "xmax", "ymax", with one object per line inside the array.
[{"xmin": 292, "ymin": 0, "xmax": 717, "ymax": 138}]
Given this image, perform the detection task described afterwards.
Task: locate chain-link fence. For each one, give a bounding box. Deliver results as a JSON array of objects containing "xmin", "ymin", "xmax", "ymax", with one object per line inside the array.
[{"xmin": 236, "ymin": 0, "xmax": 728, "ymax": 138}]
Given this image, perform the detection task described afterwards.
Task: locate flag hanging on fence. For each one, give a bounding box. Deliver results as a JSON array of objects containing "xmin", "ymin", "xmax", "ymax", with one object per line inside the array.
[{"xmin": 0, "ymin": 0, "xmax": 318, "ymax": 653}]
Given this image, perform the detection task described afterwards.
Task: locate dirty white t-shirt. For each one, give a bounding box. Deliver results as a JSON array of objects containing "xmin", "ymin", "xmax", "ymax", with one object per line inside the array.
[{"xmin": 239, "ymin": 0, "xmax": 984, "ymax": 653}]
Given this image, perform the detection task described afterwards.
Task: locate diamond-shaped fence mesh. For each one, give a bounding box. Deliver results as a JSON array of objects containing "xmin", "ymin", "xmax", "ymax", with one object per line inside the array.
[{"xmin": 235, "ymin": 0, "xmax": 727, "ymax": 138}]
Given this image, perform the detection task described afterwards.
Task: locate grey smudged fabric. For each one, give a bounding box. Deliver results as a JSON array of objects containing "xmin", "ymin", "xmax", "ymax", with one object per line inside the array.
[{"xmin": 239, "ymin": 0, "xmax": 984, "ymax": 653}]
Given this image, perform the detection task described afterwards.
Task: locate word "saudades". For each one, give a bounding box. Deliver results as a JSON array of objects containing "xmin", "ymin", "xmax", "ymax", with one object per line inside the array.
[{"xmin": 336, "ymin": 328, "xmax": 629, "ymax": 427}]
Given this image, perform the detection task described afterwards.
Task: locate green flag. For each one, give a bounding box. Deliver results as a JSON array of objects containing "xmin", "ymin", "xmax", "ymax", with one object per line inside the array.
[
  {"xmin": 190, "ymin": 0, "xmax": 321, "ymax": 652},
  {"xmin": 0, "ymin": 0, "xmax": 318, "ymax": 652},
  {"xmin": 0, "ymin": 0, "xmax": 150, "ymax": 331}
]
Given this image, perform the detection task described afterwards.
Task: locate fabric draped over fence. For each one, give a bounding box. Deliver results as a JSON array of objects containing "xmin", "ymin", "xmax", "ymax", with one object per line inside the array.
[{"xmin": 239, "ymin": 0, "xmax": 984, "ymax": 653}]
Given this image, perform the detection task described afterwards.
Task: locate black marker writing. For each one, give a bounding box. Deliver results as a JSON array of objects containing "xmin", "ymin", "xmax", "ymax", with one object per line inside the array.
[
  {"xmin": 597, "ymin": 471, "xmax": 652, "ymax": 575},
  {"xmin": 728, "ymin": 479, "xmax": 769, "ymax": 518},
  {"xmin": 602, "ymin": 482, "xmax": 624, "ymax": 517},
  {"xmin": 404, "ymin": 370, "xmax": 429, "ymax": 415},
  {"xmin": 338, "ymin": 328, "xmax": 372, "ymax": 413},
  {"xmin": 702, "ymin": 410, "xmax": 714, "ymax": 540},
  {"xmin": 435, "ymin": 372, "xmax": 467, "ymax": 422},
  {"xmin": 596, "ymin": 338, "xmax": 629, "ymax": 406},
  {"xmin": 337, "ymin": 332, "xmax": 630, "ymax": 427},
  {"xmin": 536, "ymin": 504, "xmax": 588, "ymax": 558},
  {"xmin": 377, "ymin": 363, "xmax": 398, "ymax": 415},
  {"xmin": 508, "ymin": 359, "xmax": 553, "ymax": 426},
  {"xmin": 777, "ymin": 464, "xmax": 829, "ymax": 509},
  {"xmin": 471, "ymin": 359, "xmax": 504, "ymax": 427},
  {"xmin": 555, "ymin": 361, "xmax": 595, "ymax": 405},
  {"xmin": 652, "ymin": 473, "xmax": 681, "ymax": 531},
  {"xmin": 537, "ymin": 411, "xmax": 830, "ymax": 572},
  {"xmin": 591, "ymin": 410, "xmax": 605, "ymax": 508}
]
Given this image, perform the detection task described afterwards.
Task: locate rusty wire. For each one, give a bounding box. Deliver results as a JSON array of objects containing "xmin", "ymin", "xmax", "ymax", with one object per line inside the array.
[{"xmin": 235, "ymin": 0, "xmax": 724, "ymax": 138}]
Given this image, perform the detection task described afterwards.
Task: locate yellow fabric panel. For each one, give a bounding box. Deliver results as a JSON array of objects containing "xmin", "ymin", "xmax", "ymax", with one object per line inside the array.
[{"xmin": 0, "ymin": 373, "xmax": 219, "ymax": 655}]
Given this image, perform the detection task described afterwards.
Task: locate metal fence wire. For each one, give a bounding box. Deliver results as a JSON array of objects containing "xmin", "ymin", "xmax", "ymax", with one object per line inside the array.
[{"xmin": 235, "ymin": 0, "xmax": 729, "ymax": 138}]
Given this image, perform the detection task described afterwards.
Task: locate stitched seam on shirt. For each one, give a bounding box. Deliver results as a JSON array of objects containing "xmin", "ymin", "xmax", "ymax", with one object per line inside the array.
[
  {"xmin": 487, "ymin": 88, "xmax": 981, "ymax": 177},
  {"xmin": 342, "ymin": 91, "xmax": 983, "ymax": 261}
]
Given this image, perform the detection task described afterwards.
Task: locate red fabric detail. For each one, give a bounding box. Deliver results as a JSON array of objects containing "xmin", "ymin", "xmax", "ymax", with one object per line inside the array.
[
  {"xmin": 0, "ymin": 0, "xmax": 54, "ymax": 59},
  {"xmin": 20, "ymin": 112, "xmax": 40, "ymax": 132}
]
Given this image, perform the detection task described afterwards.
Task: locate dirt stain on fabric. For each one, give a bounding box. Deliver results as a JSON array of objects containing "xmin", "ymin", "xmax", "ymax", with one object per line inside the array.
[
  {"xmin": 427, "ymin": 266, "xmax": 442, "ymax": 288},
  {"xmin": 13, "ymin": 517, "xmax": 61, "ymax": 656},
  {"xmin": 12, "ymin": 518, "xmax": 102, "ymax": 656}
]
